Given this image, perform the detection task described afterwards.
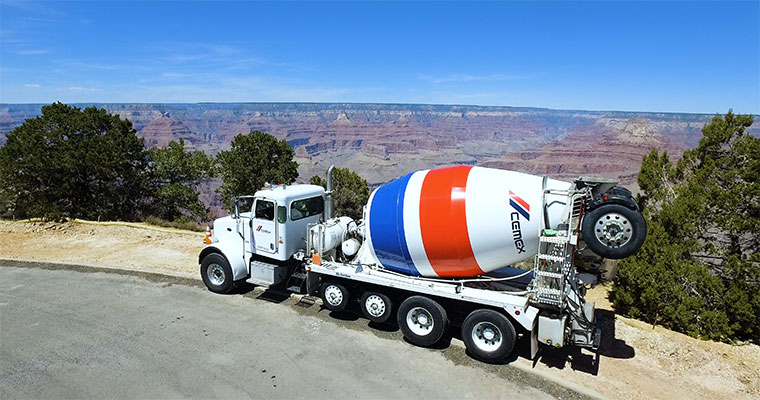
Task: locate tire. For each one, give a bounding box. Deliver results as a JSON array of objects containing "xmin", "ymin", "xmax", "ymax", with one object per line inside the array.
[
  {"xmin": 461, "ymin": 309, "xmax": 516, "ymax": 363},
  {"xmin": 320, "ymin": 280, "xmax": 350, "ymax": 312},
  {"xmin": 581, "ymin": 203, "xmax": 646, "ymax": 259},
  {"xmin": 200, "ymin": 253, "xmax": 234, "ymax": 294},
  {"xmin": 397, "ymin": 296, "xmax": 448, "ymax": 347},
  {"xmin": 360, "ymin": 291, "xmax": 393, "ymax": 323}
]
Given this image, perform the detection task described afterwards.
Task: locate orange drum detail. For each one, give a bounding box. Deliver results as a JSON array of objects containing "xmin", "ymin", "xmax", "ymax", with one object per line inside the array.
[{"xmin": 419, "ymin": 165, "xmax": 483, "ymax": 277}]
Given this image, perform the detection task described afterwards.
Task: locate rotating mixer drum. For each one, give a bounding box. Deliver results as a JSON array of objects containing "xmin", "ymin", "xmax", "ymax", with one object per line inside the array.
[{"xmin": 365, "ymin": 165, "xmax": 573, "ymax": 278}]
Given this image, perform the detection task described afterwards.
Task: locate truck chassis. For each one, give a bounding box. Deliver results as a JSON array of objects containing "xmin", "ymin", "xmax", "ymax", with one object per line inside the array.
[
  {"xmin": 198, "ymin": 170, "xmax": 636, "ymax": 364},
  {"xmin": 300, "ymin": 182, "xmax": 602, "ymax": 362}
]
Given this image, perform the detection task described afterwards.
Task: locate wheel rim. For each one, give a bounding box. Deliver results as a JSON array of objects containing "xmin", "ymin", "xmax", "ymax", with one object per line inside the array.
[
  {"xmin": 324, "ymin": 285, "xmax": 344, "ymax": 307},
  {"xmin": 406, "ymin": 307, "xmax": 434, "ymax": 336},
  {"xmin": 207, "ymin": 263, "xmax": 226, "ymax": 286},
  {"xmin": 471, "ymin": 321, "xmax": 502, "ymax": 352},
  {"xmin": 364, "ymin": 295, "xmax": 386, "ymax": 318},
  {"xmin": 594, "ymin": 212, "xmax": 633, "ymax": 248}
]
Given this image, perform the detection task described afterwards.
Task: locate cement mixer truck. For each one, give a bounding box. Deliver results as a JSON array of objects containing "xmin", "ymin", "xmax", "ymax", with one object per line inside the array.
[{"xmin": 199, "ymin": 165, "xmax": 646, "ymax": 363}]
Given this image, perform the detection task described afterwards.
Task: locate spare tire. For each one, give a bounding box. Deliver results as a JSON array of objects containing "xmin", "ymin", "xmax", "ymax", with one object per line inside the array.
[{"xmin": 581, "ymin": 203, "xmax": 646, "ymax": 259}]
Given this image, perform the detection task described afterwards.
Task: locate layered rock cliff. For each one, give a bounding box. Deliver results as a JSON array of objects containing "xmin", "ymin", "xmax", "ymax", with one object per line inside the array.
[{"xmin": 1, "ymin": 103, "xmax": 754, "ymax": 190}]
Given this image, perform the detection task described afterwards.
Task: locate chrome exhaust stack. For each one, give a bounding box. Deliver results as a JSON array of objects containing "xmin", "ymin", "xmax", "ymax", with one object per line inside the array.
[{"xmin": 324, "ymin": 164, "xmax": 335, "ymax": 220}]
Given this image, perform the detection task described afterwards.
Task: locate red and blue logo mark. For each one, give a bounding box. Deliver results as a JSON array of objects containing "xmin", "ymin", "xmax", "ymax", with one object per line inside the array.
[
  {"xmin": 256, "ymin": 225, "xmax": 262, "ymax": 232},
  {"xmin": 509, "ymin": 191, "xmax": 530, "ymax": 220}
]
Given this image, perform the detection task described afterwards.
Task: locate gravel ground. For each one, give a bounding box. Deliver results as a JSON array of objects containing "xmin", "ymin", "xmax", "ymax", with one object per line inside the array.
[{"xmin": 1, "ymin": 220, "xmax": 758, "ymax": 399}]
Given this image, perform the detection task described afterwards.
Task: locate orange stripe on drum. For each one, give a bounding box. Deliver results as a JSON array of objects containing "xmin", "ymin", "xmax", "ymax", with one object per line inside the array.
[{"xmin": 418, "ymin": 165, "xmax": 483, "ymax": 277}]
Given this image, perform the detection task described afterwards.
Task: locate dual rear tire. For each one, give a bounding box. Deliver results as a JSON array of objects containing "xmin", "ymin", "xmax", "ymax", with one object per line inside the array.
[
  {"xmin": 396, "ymin": 297, "xmax": 517, "ymax": 362},
  {"xmin": 397, "ymin": 296, "xmax": 448, "ymax": 347},
  {"xmin": 320, "ymin": 282, "xmax": 517, "ymax": 363},
  {"xmin": 461, "ymin": 309, "xmax": 516, "ymax": 363}
]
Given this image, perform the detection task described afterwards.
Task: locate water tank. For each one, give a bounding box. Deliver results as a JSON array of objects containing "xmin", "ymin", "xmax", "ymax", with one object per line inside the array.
[{"xmin": 365, "ymin": 165, "xmax": 572, "ymax": 278}]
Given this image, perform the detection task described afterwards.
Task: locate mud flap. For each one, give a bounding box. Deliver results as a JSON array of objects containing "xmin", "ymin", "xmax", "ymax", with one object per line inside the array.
[
  {"xmin": 593, "ymin": 318, "xmax": 602, "ymax": 351},
  {"xmin": 305, "ymin": 270, "xmax": 320, "ymax": 296},
  {"xmin": 530, "ymin": 319, "xmax": 539, "ymax": 359}
]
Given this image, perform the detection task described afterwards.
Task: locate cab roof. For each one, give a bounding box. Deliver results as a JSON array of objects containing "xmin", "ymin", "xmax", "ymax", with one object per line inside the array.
[{"xmin": 253, "ymin": 184, "xmax": 325, "ymax": 202}]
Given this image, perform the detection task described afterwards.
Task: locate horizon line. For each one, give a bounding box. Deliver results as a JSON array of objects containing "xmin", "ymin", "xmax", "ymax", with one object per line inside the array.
[{"xmin": 0, "ymin": 101, "xmax": 751, "ymax": 117}]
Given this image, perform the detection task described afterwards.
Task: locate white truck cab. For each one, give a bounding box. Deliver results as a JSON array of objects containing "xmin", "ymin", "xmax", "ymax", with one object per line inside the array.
[
  {"xmin": 200, "ymin": 183, "xmax": 325, "ymax": 289},
  {"xmin": 248, "ymin": 184, "xmax": 326, "ymax": 261}
]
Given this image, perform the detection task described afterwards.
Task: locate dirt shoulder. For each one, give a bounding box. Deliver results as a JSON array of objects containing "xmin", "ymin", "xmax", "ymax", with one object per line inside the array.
[
  {"xmin": 2, "ymin": 219, "xmax": 758, "ymax": 400},
  {"xmin": 0, "ymin": 220, "xmax": 201, "ymax": 279}
]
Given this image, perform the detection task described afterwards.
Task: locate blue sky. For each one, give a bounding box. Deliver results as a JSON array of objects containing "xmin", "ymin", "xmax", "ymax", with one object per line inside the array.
[{"xmin": 1, "ymin": 0, "xmax": 758, "ymax": 113}]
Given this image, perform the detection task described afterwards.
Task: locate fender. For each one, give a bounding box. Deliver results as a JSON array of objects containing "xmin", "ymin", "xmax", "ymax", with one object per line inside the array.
[
  {"xmin": 199, "ymin": 242, "xmax": 248, "ymax": 281},
  {"xmin": 586, "ymin": 186, "xmax": 639, "ymax": 211}
]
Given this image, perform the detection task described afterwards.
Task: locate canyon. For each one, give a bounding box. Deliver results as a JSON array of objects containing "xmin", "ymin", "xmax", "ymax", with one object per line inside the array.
[{"xmin": 2, "ymin": 103, "xmax": 754, "ymax": 205}]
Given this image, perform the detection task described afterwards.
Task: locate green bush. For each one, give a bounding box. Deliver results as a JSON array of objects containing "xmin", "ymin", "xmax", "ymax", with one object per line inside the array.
[
  {"xmin": 147, "ymin": 138, "xmax": 215, "ymax": 222},
  {"xmin": 310, "ymin": 167, "xmax": 370, "ymax": 220},
  {"xmin": 216, "ymin": 131, "xmax": 298, "ymax": 211},
  {"xmin": 142, "ymin": 215, "xmax": 205, "ymax": 232},
  {"xmin": 0, "ymin": 186, "xmax": 17, "ymax": 219},
  {"xmin": 0, "ymin": 103, "xmax": 218, "ymax": 225},
  {"xmin": 0, "ymin": 103, "xmax": 149, "ymax": 221},
  {"xmin": 610, "ymin": 111, "xmax": 759, "ymax": 343}
]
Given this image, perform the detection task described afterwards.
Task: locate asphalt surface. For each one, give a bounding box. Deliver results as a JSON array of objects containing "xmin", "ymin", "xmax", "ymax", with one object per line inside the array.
[{"xmin": 0, "ymin": 261, "xmax": 590, "ymax": 399}]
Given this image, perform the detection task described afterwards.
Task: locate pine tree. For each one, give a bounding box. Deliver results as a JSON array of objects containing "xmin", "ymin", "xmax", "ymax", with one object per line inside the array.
[
  {"xmin": 310, "ymin": 167, "xmax": 370, "ymax": 220},
  {"xmin": 611, "ymin": 111, "xmax": 759, "ymax": 342},
  {"xmin": 148, "ymin": 138, "xmax": 215, "ymax": 222},
  {"xmin": 0, "ymin": 102, "xmax": 149, "ymax": 220},
  {"xmin": 216, "ymin": 131, "xmax": 299, "ymax": 211}
]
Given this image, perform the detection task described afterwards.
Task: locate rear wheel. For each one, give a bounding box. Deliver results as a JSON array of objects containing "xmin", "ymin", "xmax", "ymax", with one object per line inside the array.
[
  {"xmin": 320, "ymin": 280, "xmax": 350, "ymax": 312},
  {"xmin": 360, "ymin": 291, "xmax": 393, "ymax": 323},
  {"xmin": 581, "ymin": 203, "xmax": 646, "ymax": 259},
  {"xmin": 461, "ymin": 309, "xmax": 516, "ymax": 363},
  {"xmin": 397, "ymin": 296, "xmax": 448, "ymax": 347},
  {"xmin": 200, "ymin": 253, "xmax": 234, "ymax": 294}
]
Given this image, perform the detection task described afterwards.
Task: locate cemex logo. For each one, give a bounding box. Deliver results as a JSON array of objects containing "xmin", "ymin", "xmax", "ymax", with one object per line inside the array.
[
  {"xmin": 256, "ymin": 225, "xmax": 262, "ymax": 232},
  {"xmin": 509, "ymin": 191, "xmax": 530, "ymax": 253},
  {"xmin": 509, "ymin": 191, "xmax": 530, "ymax": 221}
]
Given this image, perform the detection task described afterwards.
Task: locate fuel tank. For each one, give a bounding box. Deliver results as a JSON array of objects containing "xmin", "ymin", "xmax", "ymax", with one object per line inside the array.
[{"xmin": 365, "ymin": 165, "xmax": 572, "ymax": 278}]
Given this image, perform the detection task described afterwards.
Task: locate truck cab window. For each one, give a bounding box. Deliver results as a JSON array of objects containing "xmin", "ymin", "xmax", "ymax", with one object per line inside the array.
[
  {"xmin": 277, "ymin": 206, "xmax": 287, "ymax": 223},
  {"xmin": 255, "ymin": 200, "xmax": 275, "ymax": 221},
  {"xmin": 235, "ymin": 197, "xmax": 254, "ymax": 217},
  {"xmin": 290, "ymin": 196, "xmax": 324, "ymax": 221}
]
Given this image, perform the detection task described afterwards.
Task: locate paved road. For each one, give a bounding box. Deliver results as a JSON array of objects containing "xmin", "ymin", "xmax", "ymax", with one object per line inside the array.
[{"xmin": 0, "ymin": 263, "xmax": 587, "ymax": 399}]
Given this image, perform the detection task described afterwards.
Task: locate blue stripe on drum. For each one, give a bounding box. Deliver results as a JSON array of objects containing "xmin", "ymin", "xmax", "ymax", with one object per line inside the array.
[{"xmin": 368, "ymin": 172, "xmax": 420, "ymax": 276}]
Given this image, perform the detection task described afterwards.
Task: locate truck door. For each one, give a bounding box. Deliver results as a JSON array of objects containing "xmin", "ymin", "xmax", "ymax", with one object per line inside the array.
[{"xmin": 253, "ymin": 198, "xmax": 277, "ymax": 254}]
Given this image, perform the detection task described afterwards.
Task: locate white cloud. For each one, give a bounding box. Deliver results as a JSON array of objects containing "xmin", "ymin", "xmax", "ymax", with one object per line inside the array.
[
  {"xmin": 1, "ymin": 0, "xmax": 67, "ymax": 17},
  {"xmin": 24, "ymin": 83, "xmax": 41, "ymax": 88},
  {"xmin": 66, "ymin": 86, "xmax": 100, "ymax": 92},
  {"xmin": 54, "ymin": 61, "xmax": 144, "ymax": 71},
  {"xmin": 15, "ymin": 49, "xmax": 49, "ymax": 55},
  {"xmin": 160, "ymin": 72, "xmax": 192, "ymax": 79},
  {"xmin": 419, "ymin": 73, "xmax": 531, "ymax": 84}
]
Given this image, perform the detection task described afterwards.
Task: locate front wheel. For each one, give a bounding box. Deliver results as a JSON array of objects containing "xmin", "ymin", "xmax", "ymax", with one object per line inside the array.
[
  {"xmin": 200, "ymin": 253, "xmax": 234, "ymax": 294},
  {"xmin": 581, "ymin": 203, "xmax": 646, "ymax": 259},
  {"xmin": 461, "ymin": 309, "xmax": 516, "ymax": 363}
]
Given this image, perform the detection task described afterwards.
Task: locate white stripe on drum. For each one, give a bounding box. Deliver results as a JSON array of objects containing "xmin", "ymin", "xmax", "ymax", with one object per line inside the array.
[
  {"xmin": 402, "ymin": 170, "xmax": 438, "ymax": 277},
  {"xmin": 466, "ymin": 167, "xmax": 532, "ymax": 272},
  {"xmin": 363, "ymin": 186, "xmax": 382, "ymax": 268}
]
